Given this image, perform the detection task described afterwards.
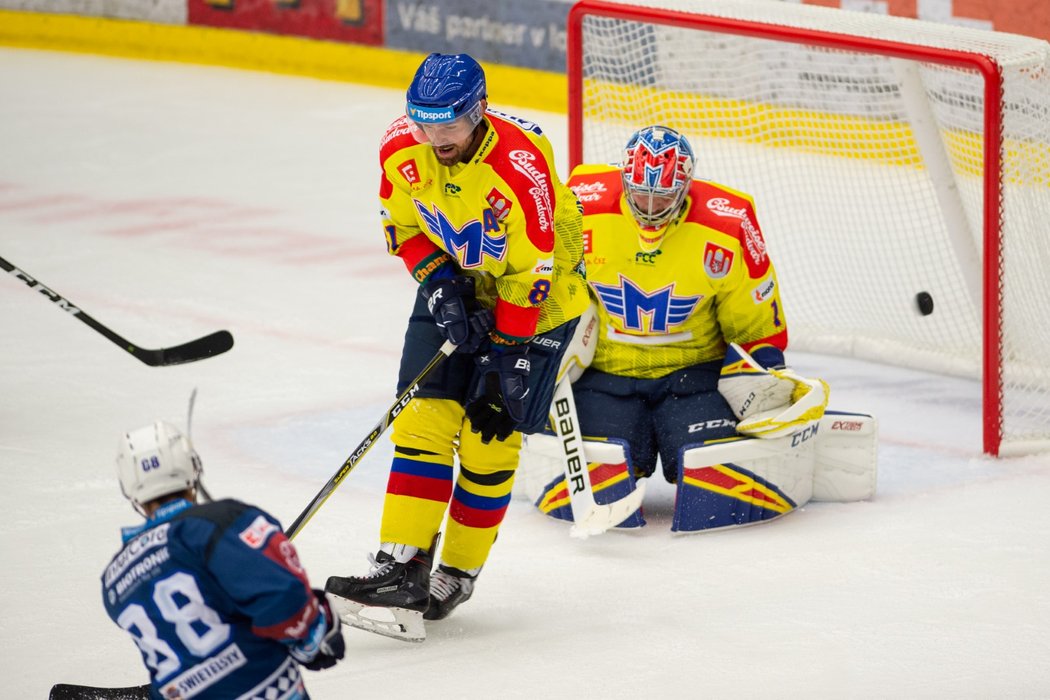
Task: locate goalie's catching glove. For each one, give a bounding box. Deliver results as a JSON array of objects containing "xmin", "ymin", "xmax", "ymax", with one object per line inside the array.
[
  {"xmin": 717, "ymin": 343, "xmax": 829, "ymax": 439},
  {"xmin": 421, "ymin": 275, "xmax": 495, "ymax": 354},
  {"xmin": 466, "ymin": 344, "xmax": 531, "ymax": 444},
  {"xmin": 288, "ymin": 590, "xmax": 346, "ymax": 671}
]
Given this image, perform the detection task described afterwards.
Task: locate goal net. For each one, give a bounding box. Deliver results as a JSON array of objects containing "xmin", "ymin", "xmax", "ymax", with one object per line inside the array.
[{"xmin": 567, "ymin": 0, "xmax": 1050, "ymax": 456}]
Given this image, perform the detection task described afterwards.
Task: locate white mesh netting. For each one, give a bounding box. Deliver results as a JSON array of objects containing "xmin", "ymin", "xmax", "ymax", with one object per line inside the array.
[{"xmin": 571, "ymin": 0, "xmax": 1050, "ymax": 453}]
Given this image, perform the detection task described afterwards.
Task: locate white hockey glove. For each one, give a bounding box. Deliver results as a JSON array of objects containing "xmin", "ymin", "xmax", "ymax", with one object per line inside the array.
[{"xmin": 717, "ymin": 343, "xmax": 829, "ymax": 439}]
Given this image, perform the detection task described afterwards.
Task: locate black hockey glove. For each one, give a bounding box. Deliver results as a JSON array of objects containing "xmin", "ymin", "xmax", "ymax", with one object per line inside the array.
[
  {"xmin": 290, "ymin": 590, "xmax": 346, "ymax": 671},
  {"xmin": 421, "ymin": 275, "xmax": 494, "ymax": 354},
  {"xmin": 466, "ymin": 344, "xmax": 531, "ymax": 444}
]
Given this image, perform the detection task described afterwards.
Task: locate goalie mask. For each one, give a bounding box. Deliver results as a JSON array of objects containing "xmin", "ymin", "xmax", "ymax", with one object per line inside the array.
[
  {"xmin": 405, "ymin": 53, "xmax": 487, "ymax": 146},
  {"xmin": 117, "ymin": 420, "xmax": 202, "ymax": 512},
  {"xmin": 620, "ymin": 126, "xmax": 695, "ymax": 249}
]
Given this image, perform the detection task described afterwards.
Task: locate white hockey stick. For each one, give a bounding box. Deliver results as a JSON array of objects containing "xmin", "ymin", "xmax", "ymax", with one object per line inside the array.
[{"xmin": 549, "ymin": 376, "xmax": 645, "ymax": 539}]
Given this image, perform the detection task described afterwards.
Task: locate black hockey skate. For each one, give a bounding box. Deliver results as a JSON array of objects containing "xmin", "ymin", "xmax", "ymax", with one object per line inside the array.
[
  {"xmin": 424, "ymin": 565, "xmax": 477, "ymax": 621},
  {"xmin": 325, "ymin": 547, "xmax": 433, "ymax": 643}
]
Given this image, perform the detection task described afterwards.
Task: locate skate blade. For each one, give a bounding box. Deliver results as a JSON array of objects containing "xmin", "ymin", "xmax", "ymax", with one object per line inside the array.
[{"xmin": 329, "ymin": 595, "xmax": 426, "ymax": 643}]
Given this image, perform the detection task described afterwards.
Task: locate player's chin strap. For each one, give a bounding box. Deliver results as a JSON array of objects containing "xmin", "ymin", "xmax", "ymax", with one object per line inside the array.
[
  {"xmin": 548, "ymin": 305, "xmax": 645, "ymax": 539},
  {"xmin": 717, "ymin": 343, "xmax": 830, "ymax": 439}
]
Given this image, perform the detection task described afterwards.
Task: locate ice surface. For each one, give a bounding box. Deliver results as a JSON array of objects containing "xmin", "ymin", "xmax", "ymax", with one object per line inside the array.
[{"xmin": 2, "ymin": 48, "xmax": 1048, "ymax": 699}]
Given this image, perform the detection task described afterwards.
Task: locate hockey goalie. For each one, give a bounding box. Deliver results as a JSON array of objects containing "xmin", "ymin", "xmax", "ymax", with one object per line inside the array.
[{"xmin": 519, "ymin": 125, "xmax": 877, "ymax": 535}]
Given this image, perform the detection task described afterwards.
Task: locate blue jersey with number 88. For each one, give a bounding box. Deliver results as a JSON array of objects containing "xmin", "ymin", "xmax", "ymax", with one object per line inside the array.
[{"xmin": 101, "ymin": 499, "xmax": 319, "ymax": 699}]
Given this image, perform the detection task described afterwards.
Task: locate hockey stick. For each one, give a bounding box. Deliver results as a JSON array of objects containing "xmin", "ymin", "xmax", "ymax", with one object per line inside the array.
[
  {"xmin": 48, "ymin": 684, "xmax": 148, "ymax": 700},
  {"xmin": 283, "ymin": 339, "xmax": 456, "ymax": 540},
  {"xmin": 549, "ymin": 376, "xmax": 646, "ymax": 539},
  {"xmin": 48, "ymin": 341, "xmax": 456, "ymax": 699},
  {"xmin": 0, "ymin": 254, "xmax": 233, "ymax": 366}
]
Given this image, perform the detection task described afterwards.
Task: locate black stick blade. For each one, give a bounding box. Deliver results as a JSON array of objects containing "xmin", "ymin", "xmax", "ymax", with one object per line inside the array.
[
  {"xmin": 136, "ymin": 330, "xmax": 235, "ymax": 366},
  {"xmin": 49, "ymin": 683, "xmax": 150, "ymax": 700}
]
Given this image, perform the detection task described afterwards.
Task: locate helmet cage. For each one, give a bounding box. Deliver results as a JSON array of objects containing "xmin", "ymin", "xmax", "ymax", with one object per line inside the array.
[{"xmin": 620, "ymin": 126, "xmax": 695, "ymax": 232}]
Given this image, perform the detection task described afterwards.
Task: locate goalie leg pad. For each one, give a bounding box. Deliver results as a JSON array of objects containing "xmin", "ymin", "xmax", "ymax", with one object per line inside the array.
[
  {"xmin": 526, "ymin": 435, "xmax": 646, "ymax": 528},
  {"xmin": 674, "ymin": 428, "xmax": 818, "ymax": 533},
  {"xmin": 812, "ymin": 411, "xmax": 878, "ymax": 502}
]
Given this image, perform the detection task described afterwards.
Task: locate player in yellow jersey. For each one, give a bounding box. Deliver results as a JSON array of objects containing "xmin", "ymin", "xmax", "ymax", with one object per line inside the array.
[
  {"xmin": 557, "ymin": 126, "xmax": 825, "ymax": 522},
  {"xmin": 325, "ymin": 53, "xmax": 588, "ymax": 640}
]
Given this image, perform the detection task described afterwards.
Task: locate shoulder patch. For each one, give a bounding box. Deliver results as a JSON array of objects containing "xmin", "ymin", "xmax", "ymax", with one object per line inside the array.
[
  {"xmin": 568, "ymin": 167, "xmax": 622, "ymax": 215},
  {"xmin": 483, "ymin": 118, "xmax": 555, "ymax": 252},
  {"xmin": 686, "ymin": 181, "xmax": 770, "ymax": 278},
  {"xmin": 703, "ymin": 242, "xmax": 735, "ymax": 279},
  {"xmin": 239, "ymin": 514, "xmax": 279, "ymax": 549},
  {"xmin": 379, "ymin": 115, "xmax": 417, "ymax": 161}
]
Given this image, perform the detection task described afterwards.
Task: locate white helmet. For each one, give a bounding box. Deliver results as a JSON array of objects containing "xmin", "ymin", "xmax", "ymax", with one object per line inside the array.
[{"xmin": 117, "ymin": 421, "xmax": 202, "ymax": 509}]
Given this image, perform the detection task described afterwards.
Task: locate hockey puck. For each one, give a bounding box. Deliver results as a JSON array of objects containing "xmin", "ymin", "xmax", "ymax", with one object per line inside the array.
[{"xmin": 916, "ymin": 291, "xmax": 934, "ymax": 316}]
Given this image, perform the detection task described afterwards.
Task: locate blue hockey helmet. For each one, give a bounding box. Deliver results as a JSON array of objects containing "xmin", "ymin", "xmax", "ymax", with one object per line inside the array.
[
  {"xmin": 621, "ymin": 125, "xmax": 695, "ymax": 239},
  {"xmin": 406, "ymin": 53, "xmax": 487, "ymax": 127}
]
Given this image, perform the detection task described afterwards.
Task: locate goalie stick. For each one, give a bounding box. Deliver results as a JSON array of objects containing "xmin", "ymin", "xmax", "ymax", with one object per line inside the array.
[
  {"xmin": 550, "ymin": 375, "xmax": 646, "ymax": 539},
  {"xmin": 49, "ymin": 341, "xmax": 455, "ymax": 699},
  {"xmin": 0, "ymin": 254, "xmax": 233, "ymax": 366}
]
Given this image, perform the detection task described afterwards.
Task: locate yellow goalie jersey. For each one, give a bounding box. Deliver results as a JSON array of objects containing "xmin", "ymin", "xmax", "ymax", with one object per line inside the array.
[
  {"xmin": 567, "ymin": 163, "xmax": 788, "ymax": 378},
  {"xmin": 379, "ymin": 111, "xmax": 589, "ymax": 343}
]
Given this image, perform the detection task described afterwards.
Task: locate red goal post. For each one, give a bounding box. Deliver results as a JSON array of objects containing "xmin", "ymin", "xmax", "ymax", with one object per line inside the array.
[{"xmin": 566, "ymin": 0, "xmax": 1050, "ymax": 456}]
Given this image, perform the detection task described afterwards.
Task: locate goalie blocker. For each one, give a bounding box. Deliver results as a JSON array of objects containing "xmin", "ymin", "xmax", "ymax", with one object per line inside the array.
[{"xmin": 519, "ymin": 343, "xmax": 877, "ymax": 532}]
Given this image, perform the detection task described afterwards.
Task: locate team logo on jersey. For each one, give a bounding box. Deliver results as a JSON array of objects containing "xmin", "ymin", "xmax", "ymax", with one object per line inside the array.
[
  {"xmin": 239, "ymin": 515, "xmax": 278, "ymax": 549},
  {"xmin": 445, "ymin": 183, "xmax": 462, "ymax": 196},
  {"xmin": 703, "ymin": 242, "xmax": 734, "ymax": 279},
  {"xmin": 398, "ymin": 159, "xmax": 420, "ymax": 185},
  {"xmin": 485, "ymin": 188, "xmax": 513, "ymax": 222},
  {"xmin": 591, "ymin": 275, "xmax": 702, "ymax": 333},
  {"xmin": 414, "ymin": 200, "xmax": 507, "ymax": 268}
]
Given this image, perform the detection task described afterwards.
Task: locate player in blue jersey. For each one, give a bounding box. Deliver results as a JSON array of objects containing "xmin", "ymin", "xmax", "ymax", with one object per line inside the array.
[{"xmin": 102, "ymin": 421, "xmax": 344, "ymax": 699}]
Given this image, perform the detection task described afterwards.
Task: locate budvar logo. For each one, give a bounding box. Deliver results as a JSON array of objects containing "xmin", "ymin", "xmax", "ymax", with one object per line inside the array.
[
  {"xmin": 508, "ymin": 149, "xmax": 552, "ymax": 231},
  {"xmin": 380, "ymin": 118, "xmax": 413, "ymax": 149},
  {"xmin": 740, "ymin": 215, "xmax": 768, "ymax": 272},
  {"xmin": 706, "ymin": 197, "xmax": 748, "ymax": 220},
  {"xmin": 570, "ymin": 180, "xmax": 607, "ymax": 203}
]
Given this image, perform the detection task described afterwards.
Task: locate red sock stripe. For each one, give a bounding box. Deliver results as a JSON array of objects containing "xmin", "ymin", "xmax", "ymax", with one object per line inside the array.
[
  {"xmin": 449, "ymin": 500, "xmax": 509, "ymax": 530},
  {"xmin": 387, "ymin": 471, "xmax": 453, "ymax": 503}
]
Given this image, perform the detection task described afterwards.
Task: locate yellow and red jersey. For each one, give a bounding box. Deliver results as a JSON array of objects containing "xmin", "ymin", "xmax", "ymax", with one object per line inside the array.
[
  {"xmin": 379, "ymin": 110, "xmax": 589, "ymax": 343},
  {"xmin": 567, "ymin": 163, "xmax": 788, "ymax": 378}
]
